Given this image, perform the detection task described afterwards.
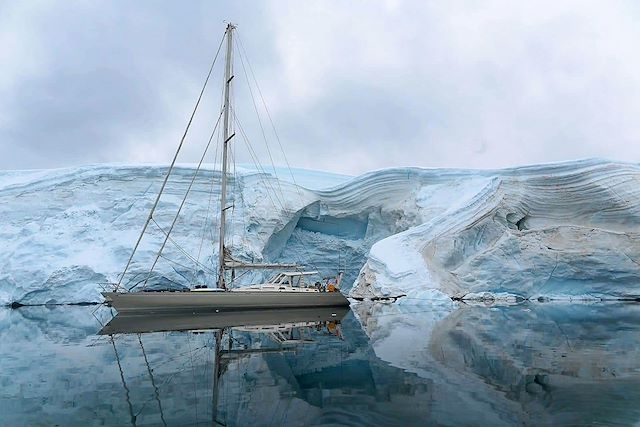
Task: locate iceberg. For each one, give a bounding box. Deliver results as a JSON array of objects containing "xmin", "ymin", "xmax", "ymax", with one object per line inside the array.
[
  {"xmin": 350, "ymin": 159, "xmax": 640, "ymax": 302},
  {"xmin": 1, "ymin": 158, "xmax": 639, "ymax": 305}
]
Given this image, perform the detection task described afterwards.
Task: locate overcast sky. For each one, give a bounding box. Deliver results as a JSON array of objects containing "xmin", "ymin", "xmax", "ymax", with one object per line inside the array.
[{"xmin": 1, "ymin": 0, "xmax": 640, "ymax": 175}]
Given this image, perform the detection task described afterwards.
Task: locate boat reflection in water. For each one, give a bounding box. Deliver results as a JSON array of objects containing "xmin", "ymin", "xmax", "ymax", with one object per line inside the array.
[
  {"xmin": 100, "ymin": 307, "xmax": 349, "ymax": 427},
  {"xmin": 99, "ymin": 306, "xmax": 349, "ymax": 336}
]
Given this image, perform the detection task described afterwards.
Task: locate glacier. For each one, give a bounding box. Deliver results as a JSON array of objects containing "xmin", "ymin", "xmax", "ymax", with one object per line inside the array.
[{"xmin": 1, "ymin": 158, "xmax": 639, "ymax": 306}]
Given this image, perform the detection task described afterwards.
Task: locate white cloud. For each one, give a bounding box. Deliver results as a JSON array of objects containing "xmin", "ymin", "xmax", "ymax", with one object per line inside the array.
[
  {"xmin": 264, "ymin": 0, "xmax": 640, "ymax": 173},
  {"xmin": 1, "ymin": 0, "xmax": 640, "ymax": 174}
]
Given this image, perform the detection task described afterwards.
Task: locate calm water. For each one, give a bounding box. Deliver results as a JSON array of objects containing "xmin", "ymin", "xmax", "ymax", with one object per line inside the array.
[{"xmin": 2, "ymin": 302, "xmax": 640, "ymax": 426}]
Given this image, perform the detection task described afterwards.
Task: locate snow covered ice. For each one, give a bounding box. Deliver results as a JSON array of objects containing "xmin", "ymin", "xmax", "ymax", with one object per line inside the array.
[
  {"xmin": 1, "ymin": 158, "xmax": 639, "ymax": 305},
  {"xmin": 350, "ymin": 158, "xmax": 640, "ymax": 302}
]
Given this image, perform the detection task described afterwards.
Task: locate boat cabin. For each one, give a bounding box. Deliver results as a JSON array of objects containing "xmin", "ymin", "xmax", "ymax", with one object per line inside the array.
[{"xmin": 267, "ymin": 271, "xmax": 319, "ymax": 287}]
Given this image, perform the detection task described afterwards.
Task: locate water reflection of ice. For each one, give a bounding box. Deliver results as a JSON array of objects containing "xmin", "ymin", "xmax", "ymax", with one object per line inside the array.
[
  {"xmin": 2, "ymin": 303, "xmax": 640, "ymax": 426},
  {"xmin": 0, "ymin": 306, "xmax": 431, "ymax": 426},
  {"xmin": 355, "ymin": 301, "xmax": 640, "ymax": 426}
]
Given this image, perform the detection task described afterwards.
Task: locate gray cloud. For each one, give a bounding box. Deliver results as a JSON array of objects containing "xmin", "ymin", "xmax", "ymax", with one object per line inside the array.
[{"xmin": 1, "ymin": 1, "xmax": 640, "ymax": 174}]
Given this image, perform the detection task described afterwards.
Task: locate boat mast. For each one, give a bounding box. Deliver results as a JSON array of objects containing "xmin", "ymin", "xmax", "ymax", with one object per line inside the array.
[{"xmin": 218, "ymin": 23, "xmax": 235, "ymax": 290}]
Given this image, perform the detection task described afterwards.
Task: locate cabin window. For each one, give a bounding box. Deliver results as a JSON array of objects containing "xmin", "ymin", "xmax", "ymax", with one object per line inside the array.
[{"xmin": 269, "ymin": 273, "xmax": 284, "ymax": 284}]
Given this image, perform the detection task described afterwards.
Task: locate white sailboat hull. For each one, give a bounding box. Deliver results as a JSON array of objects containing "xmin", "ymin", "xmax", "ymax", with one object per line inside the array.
[{"xmin": 102, "ymin": 290, "xmax": 350, "ymax": 314}]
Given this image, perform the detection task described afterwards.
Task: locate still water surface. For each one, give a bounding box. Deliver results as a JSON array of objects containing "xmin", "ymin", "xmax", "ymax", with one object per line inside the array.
[{"xmin": 1, "ymin": 302, "xmax": 640, "ymax": 426}]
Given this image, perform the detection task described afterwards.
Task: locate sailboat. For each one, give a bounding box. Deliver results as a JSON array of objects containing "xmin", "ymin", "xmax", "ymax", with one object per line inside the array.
[{"xmin": 102, "ymin": 23, "xmax": 349, "ymax": 314}]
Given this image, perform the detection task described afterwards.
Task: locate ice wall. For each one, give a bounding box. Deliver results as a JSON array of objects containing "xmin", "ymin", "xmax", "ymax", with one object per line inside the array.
[
  {"xmin": 1, "ymin": 159, "xmax": 639, "ymax": 305},
  {"xmin": 0, "ymin": 165, "xmax": 320, "ymax": 305},
  {"xmin": 350, "ymin": 159, "xmax": 640, "ymax": 302}
]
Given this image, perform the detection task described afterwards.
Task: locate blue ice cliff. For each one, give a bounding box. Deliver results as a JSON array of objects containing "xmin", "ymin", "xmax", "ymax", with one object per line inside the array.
[{"xmin": 1, "ymin": 158, "xmax": 639, "ymax": 305}]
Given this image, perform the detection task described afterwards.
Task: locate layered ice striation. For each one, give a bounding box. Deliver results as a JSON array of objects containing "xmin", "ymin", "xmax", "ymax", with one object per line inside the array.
[
  {"xmin": 1, "ymin": 158, "xmax": 639, "ymax": 305},
  {"xmin": 350, "ymin": 159, "xmax": 640, "ymax": 302}
]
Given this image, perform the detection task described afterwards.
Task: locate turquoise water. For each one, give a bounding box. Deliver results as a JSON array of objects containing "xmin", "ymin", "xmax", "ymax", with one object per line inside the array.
[{"xmin": 2, "ymin": 303, "xmax": 640, "ymax": 426}]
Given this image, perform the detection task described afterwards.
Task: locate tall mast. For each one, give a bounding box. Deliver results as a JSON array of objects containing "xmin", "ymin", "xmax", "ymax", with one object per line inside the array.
[{"xmin": 218, "ymin": 23, "xmax": 235, "ymax": 290}]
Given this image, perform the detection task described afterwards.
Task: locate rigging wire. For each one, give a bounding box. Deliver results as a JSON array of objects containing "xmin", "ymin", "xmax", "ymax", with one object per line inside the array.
[
  {"xmin": 110, "ymin": 337, "xmax": 137, "ymax": 426},
  {"xmin": 234, "ymin": 41, "xmax": 317, "ymax": 280},
  {"xmin": 117, "ymin": 29, "xmax": 228, "ymax": 290},
  {"xmin": 233, "ymin": 113, "xmax": 285, "ymax": 211},
  {"xmin": 150, "ymin": 218, "xmax": 217, "ymax": 276},
  {"xmin": 233, "ymin": 32, "xmax": 325, "ymax": 275},
  {"xmin": 236, "ymin": 31, "xmax": 305, "ymax": 202},
  {"xmin": 234, "ymin": 110, "xmax": 324, "ymax": 274},
  {"xmin": 196, "ymin": 164, "xmax": 219, "ymax": 267},
  {"xmin": 138, "ymin": 334, "xmax": 168, "ymax": 427},
  {"xmin": 159, "ymin": 253, "xmax": 216, "ymax": 277},
  {"xmin": 186, "ymin": 332, "xmax": 200, "ymax": 425},
  {"xmin": 234, "ymin": 37, "xmax": 286, "ymax": 201},
  {"xmin": 140, "ymin": 109, "xmax": 225, "ymax": 289}
]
